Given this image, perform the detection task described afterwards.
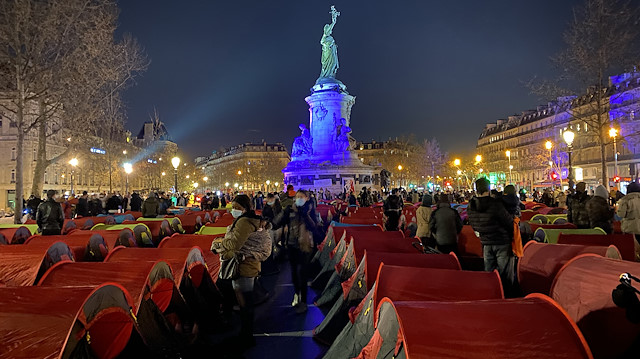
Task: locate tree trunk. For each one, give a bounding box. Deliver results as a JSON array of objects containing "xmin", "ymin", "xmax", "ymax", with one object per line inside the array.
[
  {"xmin": 600, "ymin": 139, "xmax": 608, "ymax": 187},
  {"xmin": 31, "ymin": 100, "xmax": 47, "ymax": 197},
  {"xmin": 14, "ymin": 72, "xmax": 25, "ymax": 224}
]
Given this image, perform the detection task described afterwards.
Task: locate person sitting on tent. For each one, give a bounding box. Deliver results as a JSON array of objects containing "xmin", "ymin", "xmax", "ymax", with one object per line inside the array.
[
  {"xmin": 429, "ymin": 195, "xmax": 463, "ymax": 254},
  {"xmin": 142, "ymin": 193, "xmax": 159, "ymax": 218},
  {"xmin": 416, "ymin": 194, "xmax": 434, "ymax": 247},
  {"xmin": 567, "ymin": 182, "xmax": 591, "ymax": 229},
  {"xmin": 36, "ymin": 190, "xmax": 64, "ymax": 236},
  {"xmin": 211, "ymin": 194, "xmax": 263, "ymax": 348},
  {"xmin": 272, "ymin": 190, "xmax": 320, "ymax": 314},
  {"xmin": 468, "ymin": 178, "xmax": 514, "ymax": 288},
  {"xmin": 587, "ymin": 185, "xmax": 614, "ymax": 234}
]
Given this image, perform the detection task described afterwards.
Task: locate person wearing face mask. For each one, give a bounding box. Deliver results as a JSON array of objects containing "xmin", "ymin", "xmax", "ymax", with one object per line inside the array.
[
  {"xmin": 273, "ymin": 190, "xmax": 320, "ymax": 314},
  {"xmin": 36, "ymin": 190, "xmax": 64, "ymax": 235},
  {"xmin": 210, "ymin": 194, "xmax": 262, "ymax": 348}
]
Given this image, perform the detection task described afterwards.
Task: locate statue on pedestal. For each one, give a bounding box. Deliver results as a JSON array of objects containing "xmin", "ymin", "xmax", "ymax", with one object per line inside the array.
[
  {"xmin": 292, "ymin": 124, "xmax": 312, "ymax": 157},
  {"xmin": 334, "ymin": 117, "xmax": 355, "ymax": 153},
  {"xmin": 319, "ymin": 6, "xmax": 340, "ymax": 79}
]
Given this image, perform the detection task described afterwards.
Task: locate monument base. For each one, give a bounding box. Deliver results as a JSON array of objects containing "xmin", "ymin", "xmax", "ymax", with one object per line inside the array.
[{"xmin": 283, "ymin": 156, "xmax": 378, "ymax": 194}]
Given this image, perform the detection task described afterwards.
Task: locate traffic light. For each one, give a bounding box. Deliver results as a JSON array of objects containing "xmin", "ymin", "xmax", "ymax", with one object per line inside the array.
[
  {"xmin": 445, "ymin": 182, "xmax": 451, "ymax": 187},
  {"xmin": 614, "ymin": 176, "xmax": 621, "ymax": 183}
]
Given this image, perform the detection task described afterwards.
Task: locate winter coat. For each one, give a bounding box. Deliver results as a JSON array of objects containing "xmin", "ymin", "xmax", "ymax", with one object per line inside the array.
[
  {"xmin": 567, "ymin": 192, "xmax": 591, "ymax": 229},
  {"xmin": 416, "ymin": 205, "xmax": 433, "ymax": 238},
  {"xmin": 142, "ymin": 196, "xmax": 160, "ymax": 218},
  {"xmin": 36, "ymin": 198, "xmax": 64, "ymax": 232},
  {"xmin": 130, "ymin": 194, "xmax": 142, "ymax": 212},
  {"xmin": 211, "ymin": 213, "xmax": 262, "ymax": 277},
  {"xmin": 467, "ymin": 196, "xmax": 513, "ymax": 246},
  {"xmin": 212, "ymin": 196, "xmax": 220, "ymax": 209},
  {"xmin": 502, "ymin": 193, "xmax": 521, "ymax": 217},
  {"xmin": 587, "ymin": 196, "xmax": 614, "ymax": 233},
  {"xmin": 76, "ymin": 197, "xmax": 89, "ymax": 217},
  {"xmin": 429, "ymin": 203, "xmax": 463, "ymax": 247},
  {"xmin": 618, "ymin": 192, "xmax": 640, "ymax": 234},
  {"xmin": 273, "ymin": 201, "xmax": 319, "ymax": 253},
  {"xmin": 106, "ymin": 195, "xmax": 121, "ymax": 211}
]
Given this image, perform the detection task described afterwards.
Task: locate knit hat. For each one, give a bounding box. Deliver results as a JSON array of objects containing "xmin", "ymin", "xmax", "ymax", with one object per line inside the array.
[
  {"xmin": 628, "ymin": 182, "xmax": 640, "ymax": 194},
  {"xmin": 421, "ymin": 194, "xmax": 433, "ymax": 207},
  {"xmin": 594, "ymin": 185, "xmax": 608, "ymax": 200}
]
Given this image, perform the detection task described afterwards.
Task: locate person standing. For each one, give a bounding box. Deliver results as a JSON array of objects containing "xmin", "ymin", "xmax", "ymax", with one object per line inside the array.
[
  {"xmin": 587, "ymin": 185, "xmax": 615, "ymax": 234},
  {"xmin": 36, "ymin": 190, "xmax": 64, "ymax": 235},
  {"xmin": 142, "ymin": 193, "xmax": 160, "ymax": 218},
  {"xmin": 130, "ymin": 192, "xmax": 142, "ymax": 212},
  {"xmin": 383, "ymin": 189, "xmax": 403, "ymax": 231},
  {"xmin": 468, "ymin": 178, "xmax": 514, "ymax": 287},
  {"xmin": 76, "ymin": 191, "xmax": 89, "ymax": 217},
  {"xmin": 273, "ymin": 190, "xmax": 320, "ymax": 314},
  {"xmin": 617, "ymin": 182, "xmax": 640, "ymax": 260},
  {"xmin": 567, "ymin": 182, "xmax": 591, "ymax": 229},
  {"xmin": 429, "ymin": 196, "xmax": 463, "ymax": 254},
  {"xmin": 210, "ymin": 194, "xmax": 262, "ymax": 348},
  {"xmin": 416, "ymin": 194, "xmax": 434, "ymax": 247}
]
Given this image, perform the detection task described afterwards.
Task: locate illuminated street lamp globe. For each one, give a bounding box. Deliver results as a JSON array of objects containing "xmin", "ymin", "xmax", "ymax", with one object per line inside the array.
[
  {"xmin": 456, "ymin": 170, "xmax": 462, "ymax": 175},
  {"xmin": 234, "ymin": 183, "xmax": 239, "ymax": 188},
  {"xmin": 397, "ymin": 165, "xmax": 403, "ymax": 171},
  {"xmin": 509, "ymin": 165, "xmax": 513, "ymax": 170},
  {"xmin": 203, "ymin": 176, "xmax": 208, "ymax": 182},
  {"xmin": 266, "ymin": 180, "xmax": 271, "ymax": 185},
  {"xmin": 453, "ymin": 159, "xmax": 461, "ymax": 167},
  {"xmin": 123, "ymin": 162, "xmax": 133, "ymax": 174},
  {"xmin": 225, "ymin": 182, "xmax": 230, "ymax": 187},
  {"xmin": 609, "ymin": 127, "xmax": 618, "ymax": 138},
  {"xmin": 505, "ymin": 150, "xmax": 511, "ymax": 158},
  {"xmin": 563, "ymin": 130, "xmax": 575, "ymax": 146},
  {"xmin": 237, "ymin": 170, "xmax": 242, "ymax": 175},
  {"xmin": 193, "ymin": 182, "xmax": 199, "ymax": 188},
  {"xmin": 475, "ymin": 154, "xmax": 482, "ymax": 163},
  {"xmin": 171, "ymin": 157, "xmax": 181, "ymax": 169},
  {"xmin": 162, "ymin": 172, "xmax": 166, "ymax": 176},
  {"xmin": 275, "ymin": 182, "xmax": 279, "ymax": 187},
  {"xmin": 69, "ymin": 158, "xmax": 78, "ymax": 167},
  {"xmin": 545, "ymin": 141, "xmax": 553, "ymax": 150}
]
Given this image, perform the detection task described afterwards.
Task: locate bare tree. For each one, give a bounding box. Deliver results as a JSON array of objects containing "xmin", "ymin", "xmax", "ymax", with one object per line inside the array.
[{"xmin": 422, "ymin": 138, "xmax": 447, "ymax": 186}]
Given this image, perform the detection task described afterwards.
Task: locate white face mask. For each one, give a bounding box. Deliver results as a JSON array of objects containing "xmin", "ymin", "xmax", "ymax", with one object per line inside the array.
[
  {"xmin": 295, "ymin": 198, "xmax": 306, "ymax": 207},
  {"xmin": 267, "ymin": 201, "xmax": 275, "ymax": 206},
  {"xmin": 231, "ymin": 209, "xmax": 243, "ymax": 218}
]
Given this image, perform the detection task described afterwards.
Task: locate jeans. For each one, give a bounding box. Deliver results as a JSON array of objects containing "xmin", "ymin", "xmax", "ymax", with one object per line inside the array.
[
  {"xmin": 289, "ymin": 247, "xmax": 312, "ymax": 303},
  {"xmin": 483, "ymin": 244, "xmax": 513, "ymax": 283},
  {"xmin": 232, "ymin": 276, "xmax": 255, "ymax": 293}
]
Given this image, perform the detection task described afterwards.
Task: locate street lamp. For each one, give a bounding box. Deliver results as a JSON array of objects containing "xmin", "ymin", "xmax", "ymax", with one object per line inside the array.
[
  {"xmin": 225, "ymin": 182, "xmax": 230, "ymax": 188},
  {"xmin": 123, "ymin": 162, "xmax": 133, "ymax": 194},
  {"xmin": 68, "ymin": 158, "xmax": 78, "ymax": 195},
  {"xmin": 266, "ymin": 179, "xmax": 271, "ymax": 192},
  {"xmin": 505, "ymin": 150, "xmax": 512, "ymax": 184},
  {"xmin": 475, "ymin": 154, "xmax": 482, "ymax": 163},
  {"xmin": 610, "ymin": 127, "xmax": 619, "ymax": 180},
  {"xmin": 453, "ymin": 158, "xmax": 461, "ymax": 167},
  {"xmin": 171, "ymin": 156, "xmax": 180, "ymax": 193},
  {"xmin": 563, "ymin": 129, "xmax": 575, "ymax": 189},
  {"xmin": 397, "ymin": 164, "xmax": 403, "ymax": 188},
  {"xmin": 544, "ymin": 141, "xmax": 553, "ymax": 187}
]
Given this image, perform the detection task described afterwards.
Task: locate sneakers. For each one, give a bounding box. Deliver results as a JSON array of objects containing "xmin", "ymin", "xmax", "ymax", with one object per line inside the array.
[
  {"xmin": 294, "ymin": 302, "xmax": 308, "ymax": 314},
  {"xmin": 291, "ymin": 292, "xmax": 300, "ymax": 307}
]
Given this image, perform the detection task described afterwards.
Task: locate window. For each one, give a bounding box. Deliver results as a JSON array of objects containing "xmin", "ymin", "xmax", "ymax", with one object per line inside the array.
[
  {"xmin": 44, "ymin": 171, "xmax": 48, "ymax": 184},
  {"xmin": 10, "ymin": 169, "xmax": 15, "ymax": 183},
  {"xmin": 11, "ymin": 148, "xmax": 16, "ymax": 161},
  {"xmin": 32, "ymin": 148, "xmax": 36, "ymax": 161}
]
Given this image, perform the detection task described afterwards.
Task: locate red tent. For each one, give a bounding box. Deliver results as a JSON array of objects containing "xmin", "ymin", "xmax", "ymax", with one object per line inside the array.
[
  {"xmin": 124, "ymin": 210, "xmax": 143, "ymax": 219},
  {"xmin": 25, "ymin": 233, "xmax": 108, "ymax": 262},
  {"xmin": 314, "ymin": 251, "xmax": 462, "ymax": 346},
  {"xmin": 521, "ymin": 210, "xmax": 540, "ymax": 221},
  {"xmin": 70, "ymin": 228, "xmax": 137, "ymax": 249},
  {"xmin": 0, "ymin": 284, "xmax": 135, "ymax": 359},
  {"xmin": 341, "ymin": 217, "xmax": 384, "ymax": 226},
  {"xmin": 158, "ymin": 234, "xmax": 222, "ymax": 281},
  {"xmin": 456, "ymin": 225, "xmax": 484, "ymax": 270},
  {"xmin": 39, "ymin": 261, "xmax": 189, "ymax": 354},
  {"xmin": 0, "ymin": 226, "xmax": 32, "ymax": 244},
  {"xmin": 518, "ymin": 241, "xmax": 621, "ymax": 295},
  {"xmin": 557, "ymin": 233, "xmax": 636, "ymax": 262},
  {"xmin": 551, "ymin": 255, "xmax": 640, "ymax": 358},
  {"xmin": 357, "ymin": 295, "xmax": 592, "ymax": 359},
  {"xmin": 0, "ymin": 242, "xmax": 74, "ymax": 286},
  {"xmin": 124, "ymin": 219, "xmax": 172, "ymax": 245}
]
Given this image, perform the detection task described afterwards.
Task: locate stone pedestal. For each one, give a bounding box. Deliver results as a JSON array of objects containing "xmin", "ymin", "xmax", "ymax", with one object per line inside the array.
[{"xmin": 284, "ymin": 77, "xmax": 376, "ymax": 194}]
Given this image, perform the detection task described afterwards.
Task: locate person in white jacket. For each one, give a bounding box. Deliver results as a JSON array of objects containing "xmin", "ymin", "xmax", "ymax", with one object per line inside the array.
[{"xmin": 616, "ymin": 181, "xmax": 640, "ymax": 260}]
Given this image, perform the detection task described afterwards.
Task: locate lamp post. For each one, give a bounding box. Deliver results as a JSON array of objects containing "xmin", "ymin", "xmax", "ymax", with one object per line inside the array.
[
  {"xmin": 171, "ymin": 157, "xmax": 180, "ymax": 193},
  {"xmin": 610, "ymin": 128, "xmax": 619, "ymax": 180},
  {"xmin": 123, "ymin": 162, "xmax": 133, "ymax": 194},
  {"xmin": 505, "ymin": 150, "xmax": 512, "ymax": 184},
  {"xmin": 397, "ymin": 165, "xmax": 403, "ymax": 188},
  {"xmin": 456, "ymin": 169, "xmax": 462, "ymax": 191},
  {"xmin": 68, "ymin": 158, "xmax": 78, "ymax": 195},
  {"xmin": 545, "ymin": 141, "xmax": 553, "ymax": 188},
  {"xmin": 266, "ymin": 180, "xmax": 271, "ymax": 192},
  {"xmin": 563, "ymin": 129, "xmax": 575, "ymax": 190}
]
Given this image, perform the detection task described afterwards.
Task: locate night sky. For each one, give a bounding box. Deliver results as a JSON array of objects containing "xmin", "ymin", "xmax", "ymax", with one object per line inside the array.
[{"xmin": 116, "ymin": 0, "xmax": 582, "ymax": 159}]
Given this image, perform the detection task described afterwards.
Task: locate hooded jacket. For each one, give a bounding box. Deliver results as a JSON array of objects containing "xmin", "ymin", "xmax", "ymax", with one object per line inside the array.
[
  {"xmin": 273, "ymin": 200, "xmax": 318, "ymax": 253},
  {"xmin": 587, "ymin": 185, "xmax": 614, "ymax": 233},
  {"xmin": 212, "ymin": 212, "xmax": 262, "ymax": 277},
  {"xmin": 618, "ymin": 192, "xmax": 640, "ymax": 234},
  {"xmin": 36, "ymin": 198, "xmax": 64, "ymax": 232},
  {"xmin": 467, "ymin": 196, "xmax": 513, "ymax": 246}
]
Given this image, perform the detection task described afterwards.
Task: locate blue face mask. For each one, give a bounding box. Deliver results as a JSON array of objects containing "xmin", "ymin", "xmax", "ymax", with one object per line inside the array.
[
  {"xmin": 295, "ymin": 198, "xmax": 306, "ymax": 207},
  {"xmin": 231, "ymin": 209, "xmax": 243, "ymax": 218}
]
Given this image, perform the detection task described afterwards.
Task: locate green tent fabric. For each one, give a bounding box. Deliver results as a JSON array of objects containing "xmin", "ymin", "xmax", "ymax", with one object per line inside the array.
[
  {"xmin": 92, "ymin": 223, "xmax": 153, "ymax": 247},
  {"xmin": 533, "ymin": 227, "xmax": 605, "ymax": 244},
  {"xmin": 197, "ymin": 226, "xmax": 227, "ymax": 235},
  {"xmin": 0, "ymin": 224, "xmax": 40, "ymax": 234},
  {"xmin": 530, "ymin": 214, "xmax": 568, "ymax": 224}
]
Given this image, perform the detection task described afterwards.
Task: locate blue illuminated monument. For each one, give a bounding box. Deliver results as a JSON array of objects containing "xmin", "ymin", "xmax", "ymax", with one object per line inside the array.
[{"xmin": 283, "ymin": 6, "xmax": 375, "ymax": 193}]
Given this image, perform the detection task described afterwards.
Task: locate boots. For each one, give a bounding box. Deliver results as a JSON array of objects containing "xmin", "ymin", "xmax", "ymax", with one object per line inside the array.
[{"xmin": 237, "ymin": 290, "xmax": 256, "ymax": 349}]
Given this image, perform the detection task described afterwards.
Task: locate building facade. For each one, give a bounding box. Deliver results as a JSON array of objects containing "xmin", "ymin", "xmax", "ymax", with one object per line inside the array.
[
  {"xmin": 477, "ymin": 72, "xmax": 640, "ymax": 192},
  {"xmin": 197, "ymin": 142, "xmax": 291, "ymax": 193}
]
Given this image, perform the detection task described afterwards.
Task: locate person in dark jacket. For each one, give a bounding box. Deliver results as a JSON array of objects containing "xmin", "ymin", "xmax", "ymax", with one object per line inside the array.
[
  {"xmin": 502, "ymin": 185, "xmax": 522, "ymax": 217},
  {"xmin": 220, "ymin": 194, "xmax": 227, "ymax": 208},
  {"xmin": 212, "ymin": 194, "xmax": 220, "ymax": 209},
  {"xmin": 383, "ymin": 189, "xmax": 403, "ymax": 231},
  {"xmin": 129, "ymin": 192, "xmax": 142, "ymax": 212},
  {"xmin": 273, "ymin": 190, "xmax": 320, "ymax": 314},
  {"xmin": 587, "ymin": 184, "xmax": 614, "ymax": 234},
  {"xmin": 429, "ymin": 196, "xmax": 463, "ymax": 254},
  {"xmin": 26, "ymin": 195, "xmax": 42, "ymax": 220},
  {"xmin": 262, "ymin": 193, "xmax": 282, "ymax": 224},
  {"xmin": 142, "ymin": 193, "xmax": 160, "ymax": 218},
  {"xmin": 105, "ymin": 192, "xmax": 121, "ymax": 212},
  {"xmin": 36, "ymin": 190, "xmax": 64, "ymax": 235},
  {"xmin": 76, "ymin": 191, "xmax": 89, "ymax": 217},
  {"xmin": 567, "ymin": 182, "xmax": 591, "ymax": 229},
  {"xmin": 468, "ymin": 178, "xmax": 514, "ymax": 285}
]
